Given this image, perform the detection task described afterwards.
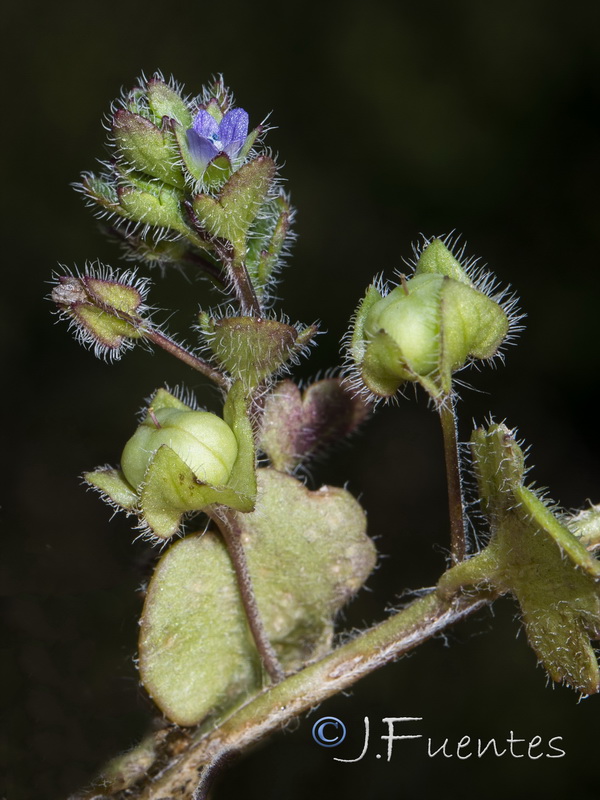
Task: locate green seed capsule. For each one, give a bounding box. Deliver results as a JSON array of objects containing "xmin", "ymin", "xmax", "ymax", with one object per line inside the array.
[
  {"xmin": 349, "ymin": 239, "xmax": 513, "ymax": 400},
  {"xmin": 121, "ymin": 408, "xmax": 238, "ymax": 490}
]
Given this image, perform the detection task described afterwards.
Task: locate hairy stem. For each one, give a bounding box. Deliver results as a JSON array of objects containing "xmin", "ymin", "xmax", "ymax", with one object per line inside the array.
[
  {"xmin": 76, "ymin": 287, "xmax": 231, "ymax": 389},
  {"xmin": 140, "ymin": 326, "xmax": 230, "ymax": 389},
  {"xmin": 78, "ymin": 587, "xmax": 494, "ymax": 800},
  {"xmin": 227, "ymin": 256, "xmax": 262, "ymax": 317},
  {"xmin": 438, "ymin": 399, "xmax": 466, "ymax": 563},
  {"xmin": 208, "ymin": 507, "xmax": 285, "ymax": 684}
]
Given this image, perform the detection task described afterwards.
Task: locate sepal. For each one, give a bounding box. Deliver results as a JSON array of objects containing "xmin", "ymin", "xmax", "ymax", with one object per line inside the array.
[
  {"xmin": 192, "ymin": 156, "xmax": 277, "ymax": 254},
  {"xmin": 84, "ymin": 467, "xmax": 138, "ymax": 511},
  {"xmin": 112, "ymin": 110, "xmax": 185, "ymax": 187},
  {"xmin": 146, "ymin": 78, "xmax": 192, "ymax": 128}
]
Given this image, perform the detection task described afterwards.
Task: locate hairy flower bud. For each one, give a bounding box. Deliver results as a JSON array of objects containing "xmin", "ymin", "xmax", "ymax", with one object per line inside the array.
[
  {"xmin": 198, "ymin": 313, "xmax": 317, "ymax": 388},
  {"xmin": 347, "ymin": 238, "xmax": 516, "ymax": 401},
  {"xmin": 51, "ymin": 265, "xmax": 149, "ymax": 360}
]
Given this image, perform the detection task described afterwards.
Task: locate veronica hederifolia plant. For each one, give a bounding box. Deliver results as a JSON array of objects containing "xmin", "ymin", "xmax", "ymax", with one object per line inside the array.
[{"xmin": 51, "ymin": 73, "xmax": 600, "ymax": 800}]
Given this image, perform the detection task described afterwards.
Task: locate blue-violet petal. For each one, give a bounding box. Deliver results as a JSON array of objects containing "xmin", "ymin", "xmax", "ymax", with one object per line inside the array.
[
  {"xmin": 219, "ymin": 108, "xmax": 249, "ymax": 156},
  {"xmin": 192, "ymin": 109, "xmax": 220, "ymax": 140},
  {"xmin": 187, "ymin": 129, "xmax": 219, "ymax": 169}
]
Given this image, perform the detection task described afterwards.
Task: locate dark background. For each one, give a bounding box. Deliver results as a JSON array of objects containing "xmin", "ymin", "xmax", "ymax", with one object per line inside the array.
[{"xmin": 3, "ymin": 1, "xmax": 600, "ymax": 798}]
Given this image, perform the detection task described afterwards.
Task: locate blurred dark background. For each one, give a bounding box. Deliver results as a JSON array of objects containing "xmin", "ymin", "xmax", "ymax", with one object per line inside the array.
[{"xmin": 3, "ymin": 1, "xmax": 600, "ymax": 798}]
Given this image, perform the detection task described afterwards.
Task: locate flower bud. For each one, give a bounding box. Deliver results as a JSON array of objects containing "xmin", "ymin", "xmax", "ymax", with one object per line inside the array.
[
  {"xmin": 198, "ymin": 313, "xmax": 317, "ymax": 388},
  {"xmin": 51, "ymin": 265, "xmax": 149, "ymax": 360},
  {"xmin": 348, "ymin": 239, "xmax": 513, "ymax": 400}
]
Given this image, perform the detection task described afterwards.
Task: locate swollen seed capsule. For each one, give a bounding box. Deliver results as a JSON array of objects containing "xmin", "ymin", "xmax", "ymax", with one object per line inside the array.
[
  {"xmin": 353, "ymin": 270, "xmax": 509, "ymax": 399},
  {"xmin": 363, "ymin": 274, "xmax": 443, "ymax": 380},
  {"xmin": 121, "ymin": 408, "xmax": 238, "ymax": 490}
]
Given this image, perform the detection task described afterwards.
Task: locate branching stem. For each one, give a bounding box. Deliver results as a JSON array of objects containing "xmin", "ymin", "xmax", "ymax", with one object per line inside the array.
[
  {"xmin": 208, "ymin": 507, "xmax": 285, "ymax": 684},
  {"xmin": 140, "ymin": 326, "xmax": 230, "ymax": 389}
]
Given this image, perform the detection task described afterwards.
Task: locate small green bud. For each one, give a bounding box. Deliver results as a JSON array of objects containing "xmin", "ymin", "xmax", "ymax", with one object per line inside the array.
[
  {"xmin": 51, "ymin": 265, "xmax": 149, "ymax": 360},
  {"xmin": 199, "ymin": 314, "xmax": 317, "ymax": 388},
  {"xmin": 348, "ymin": 239, "xmax": 512, "ymax": 400}
]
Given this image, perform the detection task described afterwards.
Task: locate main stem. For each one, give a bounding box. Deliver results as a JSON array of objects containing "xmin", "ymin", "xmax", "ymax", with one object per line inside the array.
[
  {"xmin": 209, "ymin": 507, "xmax": 285, "ymax": 684},
  {"xmin": 438, "ymin": 399, "xmax": 466, "ymax": 563},
  {"xmin": 78, "ymin": 587, "xmax": 494, "ymax": 800},
  {"xmin": 228, "ymin": 256, "xmax": 262, "ymax": 317}
]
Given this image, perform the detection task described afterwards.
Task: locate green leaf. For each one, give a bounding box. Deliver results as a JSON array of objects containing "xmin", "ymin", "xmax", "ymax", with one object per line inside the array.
[
  {"xmin": 139, "ymin": 530, "xmax": 260, "ymax": 726},
  {"xmin": 138, "ymin": 468, "xmax": 376, "ymax": 725}
]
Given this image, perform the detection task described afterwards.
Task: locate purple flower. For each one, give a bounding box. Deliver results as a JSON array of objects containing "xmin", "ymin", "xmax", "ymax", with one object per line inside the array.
[{"xmin": 186, "ymin": 107, "xmax": 249, "ymax": 173}]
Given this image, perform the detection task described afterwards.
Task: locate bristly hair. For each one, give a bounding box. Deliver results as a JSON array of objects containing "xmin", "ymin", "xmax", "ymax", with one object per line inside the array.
[
  {"xmin": 194, "ymin": 304, "xmax": 318, "ymax": 389},
  {"xmin": 406, "ymin": 232, "xmax": 526, "ymax": 355}
]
